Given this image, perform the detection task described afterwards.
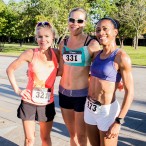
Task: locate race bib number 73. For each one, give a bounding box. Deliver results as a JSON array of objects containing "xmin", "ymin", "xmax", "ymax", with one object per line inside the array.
[{"xmin": 86, "ymin": 98, "xmax": 101, "ymax": 114}]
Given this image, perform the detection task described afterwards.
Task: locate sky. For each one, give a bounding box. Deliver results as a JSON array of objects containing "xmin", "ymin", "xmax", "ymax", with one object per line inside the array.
[{"xmin": 3, "ymin": 0, "xmax": 21, "ymax": 4}]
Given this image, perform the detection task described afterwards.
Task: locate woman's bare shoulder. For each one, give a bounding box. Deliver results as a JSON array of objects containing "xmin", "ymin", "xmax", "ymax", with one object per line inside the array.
[
  {"xmin": 18, "ymin": 48, "xmax": 34, "ymax": 62},
  {"xmin": 116, "ymin": 49, "xmax": 132, "ymax": 68}
]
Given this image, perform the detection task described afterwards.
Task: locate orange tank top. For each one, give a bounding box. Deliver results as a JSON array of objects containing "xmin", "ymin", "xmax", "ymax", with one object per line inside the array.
[{"xmin": 22, "ymin": 48, "xmax": 58, "ymax": 105}]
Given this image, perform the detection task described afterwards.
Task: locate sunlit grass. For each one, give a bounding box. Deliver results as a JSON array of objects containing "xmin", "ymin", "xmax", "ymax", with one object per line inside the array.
[
  {"xmin": 122, "ymin": 46, "xmax": 146, "ymax": 66},
  {"xmin": 0, "ymin": 43, "xmax": 146, "ymax": 66},
  {"xmin": 0, "ymin": 43, "xmax": 38, "ymax": 56}
]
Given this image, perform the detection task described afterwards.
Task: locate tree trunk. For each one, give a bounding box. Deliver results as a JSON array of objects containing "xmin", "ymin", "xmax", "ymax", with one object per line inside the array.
[
  {"xmin": 19, "ymin": 39, "xmax": 23, "ymax": 47},
  {"xmin": 119, "ymin": 37, "xmax": 124, "ymax": 49},
  {"xmin": 134, "ymin": 31, "xmax": 139, "ymax": 49},
  {"xmin": 8, "ymin": 37, "xmax": 11, "ymax": 43},
  {"xmin": 0, "ymin": 42, "xmax": 4, "ymax": 52},
  {"xmin": 120, "ymin": 39, "xmax": 124, "ymax": 49},
  {"xmin": 133, "ymin": 36, "xmax": 136, "ymax": 48},
  {"xmin": 118, "ymin": 38, "xmax": 121, "ymax": 47}
]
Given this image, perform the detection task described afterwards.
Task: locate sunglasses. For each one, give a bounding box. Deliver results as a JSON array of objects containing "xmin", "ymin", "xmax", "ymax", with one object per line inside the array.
[
  {"xmin": 36, "ymin": 21, "xmax": 51, "ymax": 27},
  {"xmin": 68, "ymin": 18, "xmax": 85, "ymax": 24}
]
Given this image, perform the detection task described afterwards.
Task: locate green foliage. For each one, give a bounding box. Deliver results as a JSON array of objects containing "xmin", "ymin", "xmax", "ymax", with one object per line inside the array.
[
  {"xmin": 88, "ymin": 0, "xmax": 118, "ymax": 23},
  {"xmin": 0, "ymin": 0, "xmax": 118, "ymax": 40},
  {"xmin": 0, "ymin": 0, "xmax": 27, "ymax": 41},
  {"xmin": 111, "ymin": 0, "xmax": 146, "ymax": 47},
  {"xmin": 0, "ymin": 0, "xmax": 146, "ymax": 46},
  {"xmin": 0, "ymin": 0, "xmax": 6, "ymax": 33}
]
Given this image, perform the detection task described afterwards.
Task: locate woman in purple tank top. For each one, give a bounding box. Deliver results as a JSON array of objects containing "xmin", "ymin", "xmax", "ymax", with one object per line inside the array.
[{"xmin": 84, "ymin": 17, "xmax": 134, "ymax": 146}]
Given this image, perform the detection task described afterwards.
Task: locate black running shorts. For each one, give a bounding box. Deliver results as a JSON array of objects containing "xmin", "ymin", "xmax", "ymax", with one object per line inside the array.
[{"xmin": 17, "ymin": 100, "xmax": 56, "ymax": 122}]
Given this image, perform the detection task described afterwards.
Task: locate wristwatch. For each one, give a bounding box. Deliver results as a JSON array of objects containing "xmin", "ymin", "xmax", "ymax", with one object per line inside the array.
[{"xmin": 115, "ymin": 117, "xmax": 125, "ymax": 124}]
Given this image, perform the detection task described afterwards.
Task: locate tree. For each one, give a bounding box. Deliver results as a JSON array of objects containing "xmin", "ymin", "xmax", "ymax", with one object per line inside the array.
[
  {"xmin": 24, "ymin": 0, "xmax": 92, "ymax": 43},
  {"xmin": 0, "ymin": 0, "xmax": 7, "ymax": 49},
  {"xmin": 112, "ymin": 0, "xmax": 146, "ymax": 49},
  {"xmin": 88, "ymin": 0, "xmax": 118, "ymax": 23},
  {"xmin": 1, "ymin": 0, "xmax": 22, "ymax": 43}
]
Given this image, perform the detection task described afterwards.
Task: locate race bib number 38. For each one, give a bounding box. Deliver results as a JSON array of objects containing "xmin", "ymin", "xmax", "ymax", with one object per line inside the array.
[
  {"xmin": 63, "ymin": 51, "xmax": 82, "ymax": 63},
  {"xmin": 32, "ymin": 87, "xmax": 50, "ymax": 104},
  {"xmin": 86, "ymin": 98, "xmax": 101, "ymax": 114}
]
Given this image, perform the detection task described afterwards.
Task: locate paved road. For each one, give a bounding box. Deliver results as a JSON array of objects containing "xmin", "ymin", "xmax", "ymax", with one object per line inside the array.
[{"xmin": 0, "ymin": 56, "xmax": 146, "ymax": 146}]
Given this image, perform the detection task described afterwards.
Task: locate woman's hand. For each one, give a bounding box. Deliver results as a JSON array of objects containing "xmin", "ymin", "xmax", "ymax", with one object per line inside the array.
[
  {"xmin": 105, "ymin": 122, "xmax": 121, "ymax": 139},
  {"xmin": 118, "ymin": 81, "xmax": 124, "ymax": 91},
  {"xmin": 19, "ymin": 89, "xmax": 31, "ymax": 100}
]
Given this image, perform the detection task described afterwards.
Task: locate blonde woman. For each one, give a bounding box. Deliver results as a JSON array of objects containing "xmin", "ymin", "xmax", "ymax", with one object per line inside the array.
[
  {"xmin": 6, "ymin": 22, "xmax": 59, "ymax": 146},
  {"xmin": 58, "ymin": 8, "xmax": 100, "ymax": 146}
]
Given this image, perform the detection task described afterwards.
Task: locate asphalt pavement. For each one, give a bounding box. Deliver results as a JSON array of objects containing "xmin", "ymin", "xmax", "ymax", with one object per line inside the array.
[{"xmin": 0, "ymin": 55, "xmax": 146, "ymax": 146}]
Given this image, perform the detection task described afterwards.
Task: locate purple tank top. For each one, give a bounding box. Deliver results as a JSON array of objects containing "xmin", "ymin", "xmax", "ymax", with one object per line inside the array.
[{"xmin": 91, "ymin": 48, "xmax": 121, "ymax": 82}]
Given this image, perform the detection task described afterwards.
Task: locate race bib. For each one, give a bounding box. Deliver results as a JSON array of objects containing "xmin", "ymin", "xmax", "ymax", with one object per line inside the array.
[
  {"xmin": 63, "ymin": 51, "xmax": 82, "ymax": 63},
  {"xmin": 86, "ymin": 98, "xmax": 101, "ymax": 114},
  {"xmin": 32, "ymin": 87, "xmax": 51, "ymax": 104}
]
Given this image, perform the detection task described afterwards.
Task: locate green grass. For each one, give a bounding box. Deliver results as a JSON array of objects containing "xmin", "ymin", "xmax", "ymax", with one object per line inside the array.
[
  {"xmin": 122, "ymin": 46, "xmax": 146, "ymax": 66},
  {"xmin": 0, "ymin": 43, "xmax": 146, "ymax": 66},
  {"xmin": 0, "ymin": 43, "xmax": 38, "ymax": 56}
]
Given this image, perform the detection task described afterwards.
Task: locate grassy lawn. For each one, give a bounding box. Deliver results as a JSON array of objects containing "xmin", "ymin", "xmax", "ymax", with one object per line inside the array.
[
  {"xmin": 122, "ymin": 46, "xmax": 146, "ymax": 66},
  {"xmin": 0, "ymin": 43, "xmax": 38, "ymax": 56},
  {"xmin": 0, "ymin": 43, "xmax": 146, "ymax": 66}
]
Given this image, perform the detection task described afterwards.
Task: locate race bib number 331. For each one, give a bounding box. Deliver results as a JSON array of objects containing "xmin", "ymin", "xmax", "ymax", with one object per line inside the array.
[
  {"xmin": 63, "ymin": 51, "xmax": 82, "ymax": 63},
  {"xmin": 32, "ymin": 87, "xmax": 50, "ymax": 104}
]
